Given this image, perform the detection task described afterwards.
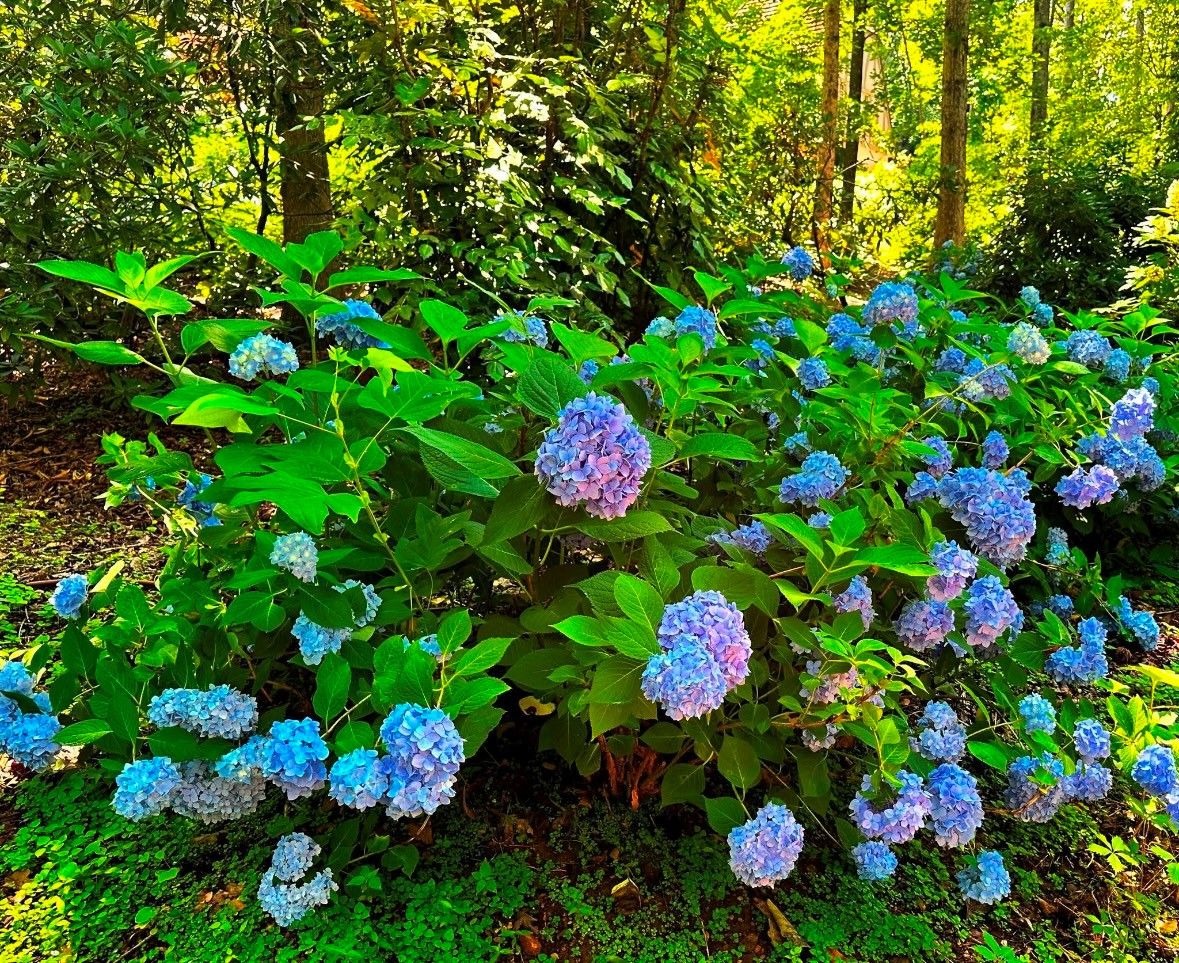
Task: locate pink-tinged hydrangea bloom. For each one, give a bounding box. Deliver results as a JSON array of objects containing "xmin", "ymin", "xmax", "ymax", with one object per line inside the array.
[
  {"xmin": 642, "ymin": 638, "xmax": 728, "ymax": 720},
  {"xmin": 895, "ymin": 599, "xmax": 955, "ymax": 651},
  {"xmin": 927, "ymin": 540, "xmax": 978, "ymax": 601},
  {"xmin": 657, "ymin": 591, "xmax": 751, "ymax": 689},
  {"xmin": 535, "ymin": 393, "xmax": 652, "ymax": 520},
  {"xmin": 801, "ymin": 660, "xmax": 859, "ymax": 704},
  {"xmin": 1056, "ymin": 465, "xmax": 1119, "ymax": 509},
  {"xmin": 850, "ymin": 771, "xmax": 932, "ymax": 843},
  {"xmin": 938, "ymin": 467, "xmax": 1036, "ymax": 568},
  {"xmin": 833, "ymin": 575, "xmax": 874, "ymax": 630},
  {"xmin": 728, "ymin": 803, "xmax": 805, "ymax": 887},
  {"xmin": 962, "ymin": 576, "xmax": 1021, "ymax": 648}
]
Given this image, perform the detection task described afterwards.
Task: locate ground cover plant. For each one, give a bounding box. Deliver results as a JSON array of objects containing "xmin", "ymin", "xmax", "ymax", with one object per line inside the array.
[{"xmin": 1, "ymin": 226, "xmax": 1177, "ymax": 960}]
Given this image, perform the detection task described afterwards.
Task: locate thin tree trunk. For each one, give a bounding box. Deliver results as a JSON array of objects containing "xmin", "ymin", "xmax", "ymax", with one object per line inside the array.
[
  {"xmin": 276, "ymin": 2, "xmax": 333, "ymax": 246},
  {"xmin": 813, "ymin": 0, "xmax": 841, "ymax": 250},
  {"xmin": 1029, "ymin": 0, "xmax": 1052, "ymax": 143},
  {"xmin": 838, "ymin": 0, "xmax": 868, "ymax": 226},
  {"xmin": 933, "ymin": 0, "xmax": 970, "ymax": 249}
]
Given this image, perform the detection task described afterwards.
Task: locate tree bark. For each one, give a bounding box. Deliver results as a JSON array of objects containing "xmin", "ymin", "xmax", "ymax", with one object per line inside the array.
[
  {"xmin": 1029, "ymin": 0, "xmax": 1052, "ymax": 143},
  {"xmin": 933, "ymin": 0, "xmax": 970, "ymax": 249},
  {"xmin": 276, "ymin": 1, "xmax": 333, "ymax": 246},
  {"xmin": 838, "ymin": 0, "xmax": 868, "ymax": 226},
  {"xmin": 813, "ymin": 0, "xmax": 841, "ymax": 250}
]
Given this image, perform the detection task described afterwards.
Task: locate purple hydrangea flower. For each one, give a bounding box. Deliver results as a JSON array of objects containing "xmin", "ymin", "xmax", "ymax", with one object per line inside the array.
[
  {"xmin": 781, "ymin": 246, "xmax": 815, "ymax": 281},
  {"xmin": 147, "ymin": 686, "xmax": 258, "ymax": 740},
  {"xmin": 379, "ymin": 703, "xmax": 465, "ymax": 818},
  {"xmin": 1046, "ymin": 617, "xmax": 1108, "ymax": 684},
  {"xmin": 853, "ymin": 841, "xmax": 897, "ymax": 880},
  {"xmin": 905, "ymin": 471, "xmax": 941, "ymax": 505},
  {"xmin": 778, "ymin": 452, "xmax": 848, "ymax": 507},
  {"xmin": 894, "ymin": 599, "xmax": 955, "ymax": 651},
  {"xmin": 50, "ymin": 574, "xmax": 87, "ymax": 619},
  {"xmin": 959, "ymin": 359, "xmax": 1017, "ymax": 402},
  {"xmin": 863, "ymin": 281, "xmax": 918, "ymax": 328},
  {"xmin": 643, "ymin": 639, "xmax": 729, "ymax": 720},
  {"xmin": 922, "ymin": 436, "xmax": 953, "ymax": 478},
  {"xmin": 927, "ymin": 762, "xmax": 983, "ymax": 847},
  {"xmin": 798, "ymin": 357, "xmax": 831, "ymax": 391},
  {"xmin": 801, "ymin": 661, "xmax": 859, "ymax": 704},
  {"xmin": 658, "ymin": 591, "xmax": 751, "ymax": 689},
  {"xmin": 927, "ymin": 541, "xmax": 978, "ymax": 601},
  {"xmin": 728, "ymin": 803, "xmax": 805, "ymax": 887},
  {"xmin": 963, "ymin": 576, "xmax": 1021, "ymax": 648},
  {"xmin": 113, "ymin": 757, "xmax": 181, "ymax": 821},
  {"xmin": 270, "ymin": 532, "xmax": 318, "ymax": 583},
  {"xmin": 938, "ymin": 467, "xmax": 1036, "ymax": 568},
  {"xmin": 958, "ymin": 850, "xmax": 1010, "ymax": 903},
  {"xmin": 982, "ymin": 431, "xmax": 1009, "ymax": 469},
  {"xmin": 1109, "ymin": 387, "xmax": 1155, "ymax": 442},
  {"xmin": 833, "ymin": 576, "xmax": 874, "ymax": 630},
  {"xmin": 535, "ymin": 393, "xmax": 653, "ymax": 520},
  {"xmin": 228, "ymin": 334, "xmax": 299, "ymax": 380},
  {"xmin": 850, "ymin": 771, "xmax": 932, "ymax": 843},
  {"xmin": 1056, "ymin": 465, "xmax": 1119, "ymax": 509},
  {"xmin": 316, "ymin": 300, "xmax": 389, "ymax": 349},
  {"xmin": 261, "ymin": 718, "xmax": 329, "ymax": 800}
]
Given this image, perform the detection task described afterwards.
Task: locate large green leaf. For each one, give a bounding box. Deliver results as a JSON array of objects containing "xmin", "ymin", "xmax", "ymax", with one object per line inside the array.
[
  {"xmin": 312, "ymin": 653, "xmax": 352, "ymax": 721},
  {"xmin": 516, "ymin": 354, "xmax": 586, "ymax": 418},
  {"xmin": 401, "ymin": 425, "xmax": 520, "ymax": 480}
]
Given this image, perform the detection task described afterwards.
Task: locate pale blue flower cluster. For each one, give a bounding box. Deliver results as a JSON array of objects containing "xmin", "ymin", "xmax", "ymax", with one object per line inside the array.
[
  {"xmin": 228, "ymin": 334, "xmax": 299, "ymax": 380},
  {"xmin": 645, "ymin": 316, "xmax": 674, "ymax": 338},
  {"xmin": 772, "ymin": 317, "xmax": 797, "ymax": 338},
  {"xmin": 328, "ymin": 748, "xmax": 390, "ymax": 809},
  {"xmin": 1056, "ymin": 465, "xmax": 1119, "ymax": 509},
  {"xmin": 0, "ymin": 662, "xmax": 60, "ymax": 771},
  {"xmin": 642, "ymin": 639, "xmax": 728, "ymax": 720},
  {"xmin": 797, "ymin": 357, "xmax": 831, "ymax": 391},
  {"xmin": 1073, "ymin": 719, "xmax": 1111, "ymax": 762},
  {"xmin": 258, "ymin": 833, "xmax": 337, "ymax": 926},
  {"xmin": 1006, "ymin": 753, "xmax": 1065, "ymax": 822},
  {"xmin": 1064, "ymin": 330, "xmax": 1112, "ymax": 367},
  {"xmin": 260, "ymin": 718, "xmax": 329, "ymax": 800},
  {"xmin": 982, "ymin": 431, "xmax": 1009, "ymax": 469},
  {"xmin": 674, "ymin": 306, "xmax": 718, "ymax": 350},
  {"xmin": 894, "ymin": 599, "xmax": 955, "ymax": 651},
  {"xmin": 316, "ymin": 300, "xmax": 389, "ymax": 349},
  {"xmin": 1018, "ymin": 693, "xmax": 1056, "ymax": 734},
  {"xmin": 1109, "ymin": 387, "xmax": 1155, "ymax": 442},
  {"xmin": 927, "ymin": 541, "xmax": 978, "ymax": 601},
  {"xmin": 938, "ymin": 467, "xmax": 1037, "ymax": 568},
  {"xmin": 710, "ymin": 520, "xmax": 771, "ymax": 554},
  {"xmin": 1019, "ymin": 285, "xmax": 1041, "ymax": 308},
  {"xmin": 807, "ymin": 511, "xmax": 832, "ymax": 529},
  {"xmin": 826, "ymin": 313, "xmax": 880, "ymax": 363},
  {"xmin": 657, "ymin": 591, "xmax": 752, "ymax": 690},
  {"xmin": 833, "ymin": 575, "xmax": 874, "ymax": 630},
  {"xmin": 291, "ymin": 615, "xmax": 350, "ymax": 665},
  {"xmin": 852, "ymin": 841, "xmax": 897, "ymax": 880},
  {"xmin": 862, "ymin": 281, "xmax": 918, "ymax": 329},
  {"xmin": 914, "ymin": 702, "xmax": 966, "ymax": 763},
  {"xmin": 1116, "ymin": 595, "xmax": 1160, "ymax": 651},
  {"xmin": 958, "ymin": 850, "xmax": 1010, "ymax": 903},
  {"xmin": 928, "ymin": 763, "xmax": 983, "ymax": 847},
  {"xmin": 850, "ymin": 771, "xmax": 931, "ymax": 843},
  {"xmin": 778, "ymin": 451, "xmax": 848, "ymax": 506},
  {"xmin": 535, "ymin": 393, "xmax": 652, "ymax": 520},
  {"xmin": 728, "ymin": 803, "xmax": 805, "ymax": 887},
  {"xmin": 781, "ymin": 246, "xmax": 815, "ymax": 281},
  {"xmin": 379, "ymin": 703, "xmax": 466, "ymax": 818},
  {"xmin": 171, "ymin": 760, "xmax": 267, "ymax": 823},
  {"xmin": 1046, "ymin": 616, "xmax": 1108, "ymax": 684},
  {"xmin": 147, "ymin": 686, "xmax": 258, "ymax": 739},
  {"xmin": 1063, "ymin": 762, "xmax": 1113, "ymax": 801},
  {"xmin": 1045, "ymin": 527, "xmax": 1071, "ymax": 567},
  {"xmin": 113, "ymin": 757, "xmax": 182, "ymax": 821},
  {"xmin": 413, "ymin": 634, "xmax": 442, "ymax": 658},
  {"xmin": 578, "ymin": 359, "xmax": 600, "ymax": 384},
  {"xmin": 270, "ymin": 532, "xmax": 318, "ymax": 583},
  {"xmin": 1007, "ymin": 322, "xmax": 1050, "ymax": 364},
  {"xmin": 783, "ymin": 432, "xmax": 812, "ymax": 459},
  {"xmin": 178, "ymin": 472, "xmax": 220, "ymax": 527},
  {"xmin": 50, "ymin": 574, "xmax": 88, "ymax": 619},
  {"xmin": 959, "ymin": 359, "xmax": 1016, "ymax": 402},
  {"xmin": 963, "ymin": 576, "xmax": 1021, "ymax": 648}
]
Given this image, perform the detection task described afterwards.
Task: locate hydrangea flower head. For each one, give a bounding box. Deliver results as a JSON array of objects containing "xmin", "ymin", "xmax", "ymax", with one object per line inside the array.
[
  {"xmin": 927, "ymin": 763, "xmax": 983, "ymax": 847},
  {"xmin": 938, "ymin": 467, "xmax": 1036, "ymax": 568},
  {"xmin": 50, "ymin": 574, "xmax": 87, "ymax": 619},
  {"xmin": 291, "ymin": 614, "xmax": 350, "ymax": 666},
  {"xmin": 674, "ymin": 306, "xmax": 718, "ymax": 350},
  {"xmin": 808, "ymin": 512, "xmax": 832, "ymax": 529},
  {"xmin": 778, "ymin": 452, "xmax": 848, "ymax": 507},
  {"xmin": 1132, "ymin": 744, "xmax": 1179, "ymax": 802},
  {"xmin": 270, "ymin": 532, "xmax": 318, "ymax": 583},
  {"xmin": 1019, "ymin": 286, "xmax": 1041, "ymax": 308},
  {"xmin": 1109, "ymin": 387, "xmax": 1155, "ymax": 442},
  {"xmin": 963, "ymin": 576, "xmax": 1021, "ymax": 648},
  {"xmin": 783, "ymin": 432, "xmax": 811, "ymax": 458},
  {"xmin": 1063, "ymin": 762, "xmax": 1112, "ymax": 801},
  {"xmin": 261, "ymin": 718, "xmax": 329, "ymax": 800},
  {"xmin": 315, "ymin": 300, "xmax": 389, "ymax": 349},
  {"xmin": 1006, "ymin": 753, "xmax": 1066, "ymax": 822},
  {"xmin": 329, "ymin": 749, "xmax": 391, "ymax": 810},
  {"xmin": 498, "ymin": 312, "xmax": 548, "ymax": 347},
  {"xmin": 927, "ymin": 541, "xmax": 977, "ymax": 602},
  {"xmin": 379, "ymin": 703, "xmax": 465, "ymax": 818},
  {"xmin": 906, "ymin": 471, "xmax": 941, "ymax": 505},
  {"xmin": 657, "ymin": 591, "xmax": 751, "ymax": 689},
  {"xmin": 914, "ymin": 702, "xmax": 966, "ymax": 762},
  {"xmin": 642, "ymin": 638, "xmax": 728, "ymax": 720},
  {"xmin": 578, "ymin": 359, "xmax": 600, "ymax": 384},
  {"xmin": 1104, "ymin": 348, "xmax": 1131, "ymax": 382},
  {"xmin": 710, "ymin": 520, "xmax": 771, "ymax": 554},
  {"xmin": 1065, "ymin": 330, "xmax": 1112, "ymax": 367},
  {"xmin": 645, "ymin": 316, "xmax": 674, "ymax": 338},
  {"xmin": 773, "ymin": 317, "xmax": 797, "ymax": 338},
  {"xmin": 113, "ymin": 757, "xmax": 181, "ymax": 821},
  {"xmin": 1116, "ymin": 595, "xmax": 1160, "ymax": 651},
  {"xmin": 850, "ymin": 771, "xmax": 932, "ymax": 843},
  {"xmin": 1073, "ymin": 719, "xmax": 1111, "ymax": 762},
  {"xmin": 1019, "ymin": 693, "xmax": 1056, "ymax": 734},
  {"xmin": 228, "ymin": 334, "xmax": 299, "ymax": 380},
  {"xmin": 728, "ymin": 803, "xmax": 805, "ymax": 887},
  {"xmin": 147, "ymin": 686, "xmax": 258, "ymax": 740},
  {"xmin": 922, "ymin": 436, "xmax": 953, "ymax": 478},
  {"xmin": 937, "ymin": 347, "xmax": 967, "ymax": 373},
  {"xmin": 258, "ymin": 834, "xmax": 337, "ymax": 926},
  {"xmin": 1056, "ymin": 465, "xmax": 1119, "ymax": 509},
  {"xmin": 178, "ymin": 472, "xmax": 220, "ymax": 527},
  {"xmin": 894, "ymin": 599, "xmax": 955, "ymax": 652},
  {"xmin": 852, "ymin": 841, "xmax": 897, "ymax": 880},
  {"xmin": 1007, "ymin": 322, "xmax": 1050, "ymax": 364},
  {"xmin": 798, "ymin": 357, "xmax": 831, "ymax": 391},
  {"xmin": 958, "ymin": 850, "xmax": 1010, "ymax": 904},
  {"xmin": 781, "ymin": 246, "xmax": 815, "ymax": 281},
  {"xmin": 833, "ymin": 576, "xmax": 874, "ymax": 630},
  {"xmin": 1046, "ymin": 617, "xmax": 1108, "ymax": 684},
  {"xmin": 1045, "ymin": 527, "xmax": 1071, "ymax": 567},
  {"xmin": 863, "ymin": 281, "xmax": 919, "ymax": 328},
  {"xmin": 1, "ymin": 712, "xmax": 61, "ymax": 770},
  {"xmin": 535, "ymin": 393, "xmax": 652, "ymax": 520},
  {"xmin": 215, "ymin": 734, "xmax": 270, "ymax": 783},
  {"xmin": 959, "ymin": 359, "xmax": 1017, "ymax": 402},
  {"xmin": 171, "ymin": 760, "xmax": 266, "ymax": 823},
  {"xmin": 982, "ymin": 431, "xmax": 1009, "ymax": 469}
]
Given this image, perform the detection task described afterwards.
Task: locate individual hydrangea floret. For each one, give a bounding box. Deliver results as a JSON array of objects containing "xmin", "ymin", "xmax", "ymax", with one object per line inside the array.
[
  {"xmin": 1007, "ymin": 322, "xmax": 1050, "ymax": 364},
  {"xmin": 328, "ymin": 749, "xmax": 391, "ymax": 810},
  {"xmin": 958, "ymin": 850, "xmax": 1010, "ymax": 904},
  {"xmin": 781, "ymin": 246, "xmax": 815, "ymax": 281},
  {"xmin": 50, "ymin": 574, "xmax": 87, "ymax": 619},
  {"xmin": 963, "ymin": 576, "xmax": 1021, "ymax": 648},
  {"xmin": 850, "ymin": 771, "xmax": 932, "ymax": 844},
  {"xmin": 927, "ymin": 762, "xmax": 984, "ymax": 847},
  {"xmin": 1073, "ymin": 719, "xmax": 1111, "ymax": 763},
  {"xmin": 1104, "ymin": 348, "xmax": 1131, "ymax": 382},
  {"xmin": 1109, "ymin": 387, "xmax": 1155, "ymax": 442},
  {"xmin": 228, "ymin": 334, "xmax": 299, "ymax": 380},
  {"xmin": 937, "ymin": 467, "xmax": 1037, "ymax": 568},
  {"xmin": 797, "ymin": 357, "xmax": 831, "ymax": 391},
  {"xmin": 914, "ymin": 702, "xmax": 966, "ymax": 763},
  {"xmin": 535, "ymin": 393, "xmax": 652, "ymax": 521},
  {"xmin": 1018, "ymin": 693, "xmax": 1056, "ymax": 734},
  {"xmin": 657, "ymin": 591, "xmax": 752, "ymax": 689},
  {"xmin": 642, "ymin": 638, "xmax": 728, "ymax": 721},
  {"xmin": 315, "ymin": 300, "xmax": 389, "ymax": 349},
  {"xmin": 1056, "ymin": 465, "xmax": 1119, "ymax": 509},
  {"xmin": 728, "ymin": 803, "xmax": 805, "ymax": 887},
  {"xmin": 894, "ymin": 599, "xmax": 955, "ymax": 652},
  {"xmin": 1065, "ymin": 330, "xmax": 1113, "ymax": 368},
  {"xmin": 1116, "ymin": 595, "xmax": 1160, "ymax": 651},
  {"xmin": 1063, "ymin": 762, "xmax": 1112, "ymax": 801},
  {"xmin": 674, "ymin": 306, "xmax": 718, "ymax": 350},
  {"xmin": 710, "ymin": 520, "xmax": 772, "ymax": 555},
  {"xmin": 852, "ymin": 841, "xmax": 897, "ymax": 881},
  {"xmin": 113, "ymin": 757, "xmax": 181, "ymax": 821},
  {"xmin": 1132, "ymin": 744, "xmax": 1179, "ymax": 802},
  {"xmin": 270, "ymin": 532, "xmax": 318, "ymax": 583},
  {"xmin": 1006, "ymin": 753, "xmax": 1066, "ymax": 822},
  {"xmin": 833, "ymin": 576, "xmax": 874, "ymax": 630},
  {"xmin": 778, "ymin": 452, "xmax": 848, "ymax": 507},
  {"xmin": 863, "ymin": 281, "xmax": 919, "ymax": 329},
  {"xmin": 379, "ymin": 703, "xmax": 466, "ymax": 819},
  {"xmin": 927, "ymin": 541, "xmax": 978, "ymax": 602},
  {"xmin": 922, "ymin": 436, "xmax": 953, "ymax": 479},
  {"xmin": 147, "ymin": 686, "xmax": 258, "ymax": 740},
  {"xmin": 982, "ymin": 431, "xmax": 1009, "ymax": 470},
  {"xmin": 260, "ymin": 718, "xmax": 329, "ymax": 800},
  {"xmin": 171, "ymin": 760, "xmax": 267, "ymax": 823}
]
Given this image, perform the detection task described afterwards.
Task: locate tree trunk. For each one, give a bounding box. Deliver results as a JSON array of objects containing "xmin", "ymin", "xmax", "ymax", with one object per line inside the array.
[
  {"xmin": 933, "ymin": 0, "xmax": 970, "ymax": 249},
  {"xmin": 813, "ymin": 0, "xmax": 841, "ymax": 250},
  {"xmin": 276, "ymin": 2, "xmax": 333, "ymax": 246},
  {"xmin": 1029, "ymin": 0, "xmax": 1052, "ymax": 143},
  {"xmin": 838, "ymin": 0, "xmax": 868, "ymax": 226}
]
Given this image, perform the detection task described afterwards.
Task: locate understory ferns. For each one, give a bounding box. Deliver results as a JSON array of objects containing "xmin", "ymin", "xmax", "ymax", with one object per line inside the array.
[{"xmin": 7, "ymin": 233, "xmax": 1178, "ymax": 924}]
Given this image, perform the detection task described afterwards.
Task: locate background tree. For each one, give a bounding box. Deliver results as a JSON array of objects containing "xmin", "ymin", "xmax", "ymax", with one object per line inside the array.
[{"xmin": 933, "ymin": 0, "xmax": 970, "ymax": 249}]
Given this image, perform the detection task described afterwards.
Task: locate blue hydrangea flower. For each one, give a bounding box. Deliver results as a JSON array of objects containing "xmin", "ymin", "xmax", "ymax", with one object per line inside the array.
[
  {"xmin": 412, "ymin": 634, "xmax": 442, "ymax": 658},
  {"xmin": 535, "ymin": 393, "xmax": 652, "ymax": 520},
  {"xmin": 379, "ymin": 703, "xmax": 466, "ymax": 819},
  {"xmin": 914, "ymin": 702, "xmax": 966, "ymax": 763},
  {"xmin": 1065, "ymin": 330, "xmax": 1112, "ymax": 368},
  {"xmin": 783, "ymin": 432, "xmax": 811, "ymax": 458},
  {"xmin": 270, "ymin": 532, "xmax": 318, "ymax": 583},
  {"xmin": 1046, "ymin": 617, "xmax": 1108, "ymax": 684},
  {"xmin": 1007, "ymin": 322, "xmax": 1050, "ymax": 364},
  {"xmin": 833, "ymin": 576, "xmax": 874, "ymax": 630},
  {"xmin": 674, "ymin": 306, "xmax": 718, "ymax": 350},
  {"xmin": 773, "ymin": 317, "xmax": 797, "ymax": 338},
  {"xmin": 1019, "ymin": 286, "xmax": 1041, "ymax": 308},
  {"xmin": 850, "ymin": 772, "xmax": 932, "ymax": 843},
  {"xmin": 1109, "ymin": 387, "xmax": 1155, "ymax": 442},
  {"xmin": 798, "ymin": 357, "xmax": 831, "ymax": 391},
  {"xmin": 259, "ymin": 834, "xmax": 337, "ymax": 926},
  {"xmin": 928, "ymin": 762, "xmax": 983, "ymax": 847},
  {"xmin": 1080, "ymin": 434, "xmax": 1165, "ymax": 490},
  {"xmin": 1143, "ymin": 376, "xmax": 1160, "ymax": 395},
  {"xmin": 778, "ymin": 452, "xmax": 848, "ymax": 507},
  {"xmin": 959, "ymin": 359, "xmax": 1017, "ymax": 402},
  {"xmin": 657, "ymin": 591, "xmax": 751, "ymax": 689},
  {"xmin": 228, "ymin": 334, "xmax": 299, "ymax": 380},
  {"xmin": 1116, "ymin": 596, "xmax": 1160, "ymax": 651},
  {"xmin": 291, "ymin": 614, "xmax": 351, "ymax": 666},
  {"xmin": 863, "ymin": 281, "xmax": 919, "ymax": 328},
  {"xmin": 642, "ymin": 638, "xmax": 728, "ymax": 721},
  {"xmin": 1, "ymin": 712, "xmax": 61, "ymax": 770},
  {"xmin": 1019, "ymin": 693, "xmax": 1056, "ymax": 734},
  {"xmin": 171, "ymin": 760, "xmax": 267, "ymax": 823},
  {"xmin": 927, "ymin": 541, "xmax": 977, "ymax": 602},
  {"xmin": 807, "ymin": 512, "xmax": 832, "ymax": 529},
  {"xmin": 1063, "ymin": 762, "xmax": 1112, "ymax": 801},
  {"xmin": 728, "ymin": 803, "xmax": 805, "ymax": 887},
  {"xmin": 1132, "ymin": 744, "xmax": 1179, "ymax": 802},
  {"xmin": 113, "ymin": 757, "xmax": 181, "ymax": 821},
  {"xmin": 937, "ymin": 347, "xmax": 967, "ymax": 373},
  {"xmin": 938, "ymin": 467, "xmax": 1036, "ymax": 568},
  {"xmin": 982, "ymin": 431, "xmax": 1009, "ymax": 469},
  {"xmin": 1073, "ymin": 719, "xmax": 1111, "ymax": 762},
  {"xmin": 147, "ymin": 686, "xmax": 258, "ymax": 740},
  {"xmin": 498, "ymin": 312, "xmax": 549, "ymax": 347},
  {"xmin": 328, "ymin": 749, "xmax": 391, "ymax": 810},
  {"xmin": 1056, "ymin": 465, "xmax": 1119, "ymax": 509},
  {"xmin": 1045, "ymin": 527, "xmax": 1071, "ymax": 567},
  {"xmin": 922, "ymin": 436, "xmax": 953, "ymax": 479},
  {"xmin": 0, "ymin": 661, "xmax": 34, "ymax": 704},
  {"xmin": 852, "ymin": 841, "xmax": 897, "ymax": 881},
  {"xmin": 963, "ymin": 576, "xmax": 1021, "ymax": 648},
  {"xmin": 1046, "ymin": 594, "xmax": 1073, "ymax": 618},
  {"xmin": 337, "ymin": 580, "xmax": 381, "ymax": 628},
  {"xmin": 781, "ymin": 246, "xmax": 815, "ymax": 281},
  {"xmin": 1006, "ymin": 753, "xmax": 1066, "ymax": 822},
  {"xmin": 215, "ymin": 734, "xmax": 270, "ymax": 783},
  {"xmin": 905, "ymin": 471, "xmax": 941, "ymax": 505},
  {"xmin": 949, "ymin": 309, "xmax": 968, "ymax": 323},
  {"xmin": 1104, "ymin": 349, "xmax": 1131, "ymax": 382},
  {"xmin": 178, "ymin": 472, "xmax": 220, "ymax": 527},
  {"xmin": 260, "ymin": 718, "xmax": 329, "ymax": 800},
  {"xmin": 827, "ymin": 313, "xmax": 871, "ymax": 354},
  {"xmin": 316, "ymin": 300, "xmax": 389, "ymax": 349},
  {"xmin": 645, "ymin": 316, "xmax": 674, "ymax": 338},
  {"xmin": 710, "ymin": 520, "xmax": 771, "ymax": 554},
  {"xmin": 50, "ymin": 574, "xmax": 87, "ymax": 619},
  {"xmin": 958, "ymin": 850, "xmax": 1010, "ymax": 904},
  {"xmin": 1035, "ymin": 302, "xmax": 1055, "ymax": 323},
  {"xmin": 894, "ymin": 599, "xmax": 955, "ymax": 652},
  {"xmin": 271, "ymin": 832, "xmax": 319, "ymax": 883},
  {"xmin": 746, "ymin": 338, "xmax": 775, "ymax": 373},
  {"xmin": 578, "ymin": 359, "xmax": 600, "ymax": 384}
]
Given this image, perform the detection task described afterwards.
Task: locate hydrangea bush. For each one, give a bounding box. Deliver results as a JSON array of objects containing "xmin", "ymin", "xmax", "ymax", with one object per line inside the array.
[{"xmin": 11, "ymin": 237, "xmax": 1179, "ymax": 924}]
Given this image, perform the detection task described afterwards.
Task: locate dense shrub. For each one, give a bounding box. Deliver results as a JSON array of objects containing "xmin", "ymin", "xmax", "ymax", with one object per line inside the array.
[{"xmin": 4, "ymin": 233, "xmax": 1179, "ymax": 925}]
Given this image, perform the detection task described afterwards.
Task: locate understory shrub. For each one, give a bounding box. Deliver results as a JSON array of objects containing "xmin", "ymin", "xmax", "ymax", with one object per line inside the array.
[{"xmin": 4, "ymin": 234, "xmax": 1179, "ymax": 926}]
